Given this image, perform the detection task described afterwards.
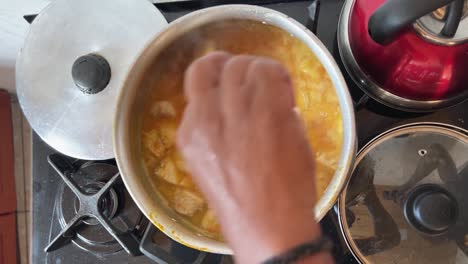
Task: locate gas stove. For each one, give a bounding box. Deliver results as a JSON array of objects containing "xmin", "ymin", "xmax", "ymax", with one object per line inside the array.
[
  {"xmin": 31, "ymin": 0, "xmax": 468, "ymax": 263},
  {"xmin": 32, "ymin": 138, "xmax": 354, "ymax": 263}
]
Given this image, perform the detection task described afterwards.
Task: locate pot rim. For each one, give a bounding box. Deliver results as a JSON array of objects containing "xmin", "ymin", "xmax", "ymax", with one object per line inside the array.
[{"xmin": 114, "ymin": 4, "xmax": 356, "ymax": 254}]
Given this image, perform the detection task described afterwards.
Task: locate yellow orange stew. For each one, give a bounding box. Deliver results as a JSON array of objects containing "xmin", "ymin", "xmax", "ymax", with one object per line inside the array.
[{"xmin": 140, "ymin": 20, "xmax": 343, "ymax": 239}]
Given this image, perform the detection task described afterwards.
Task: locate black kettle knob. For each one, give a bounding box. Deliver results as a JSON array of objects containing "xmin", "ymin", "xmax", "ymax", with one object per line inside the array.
[
  {"xmin": 404, "ymin": 184, "xmax": 458, "ymax": 235},
  {"xmin": 72, "ymin": 54, "xmax": 111, "ymax": 94},
  {"xmin": 368, "ymin": 0, "xmax": 458, "ymax": 45}
]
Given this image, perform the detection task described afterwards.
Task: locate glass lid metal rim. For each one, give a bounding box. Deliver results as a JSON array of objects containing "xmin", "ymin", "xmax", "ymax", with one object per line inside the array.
[{"xmin": 337, "ymin": 121, "xmax": 468, "ymax": 264}]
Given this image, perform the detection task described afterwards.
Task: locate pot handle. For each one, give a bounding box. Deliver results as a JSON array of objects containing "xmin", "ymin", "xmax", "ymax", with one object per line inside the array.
[{"xmin": 368, "ymin": 0, "xmax": 454, "ymax": 44}]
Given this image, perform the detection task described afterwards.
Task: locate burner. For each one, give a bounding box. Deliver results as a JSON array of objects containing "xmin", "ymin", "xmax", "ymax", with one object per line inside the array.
[
  {"xmin": 73, "ymin": 181, "xmax": 119, "ymax": 226},
  {"xmin": 46, "ymin": 154, "xmax": 147, "ymax": 255}
]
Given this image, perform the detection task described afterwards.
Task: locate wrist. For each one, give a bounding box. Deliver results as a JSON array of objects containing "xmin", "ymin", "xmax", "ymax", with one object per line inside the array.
[
  {"xmin": 261, "ymin": 221, "xmax": 322, "ymax": 257},
  {"xmin": 260, "ymin": 236, "xmax": 333, "ymax": 264},
  {"xmin": 226, "ymin": 212, "xmax": 322, "ymax": 264},
  {"xmin": 296, "ymin": 252, "xmax": 334, "ymax": 264}
]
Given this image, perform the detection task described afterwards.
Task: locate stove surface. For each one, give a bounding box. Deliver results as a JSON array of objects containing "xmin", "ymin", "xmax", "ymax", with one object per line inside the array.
[
  {"xmin": 31, "ymin": 148, "xmax": 144, "ymax": 263},
  {"xmin": 31, "ymin": 135, "xmax": 354, "ymax": 263},
  {"xmin": 31, "ymin": 0, "xmax": 468, "ymax": 263}
]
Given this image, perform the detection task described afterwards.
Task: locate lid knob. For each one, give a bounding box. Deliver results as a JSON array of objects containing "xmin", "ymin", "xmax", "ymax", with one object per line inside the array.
[
  {"xmin": 72, "ymin": 54, "xmax": 111, "ymax": 94},
  {"xmin": 404, "ymin": 184, "xmax": 458, "ymax": 235}
]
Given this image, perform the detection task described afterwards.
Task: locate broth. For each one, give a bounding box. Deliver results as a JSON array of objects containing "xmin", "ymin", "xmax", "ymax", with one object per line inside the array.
[{"xmin": 140, "ymin": 19, "xmax": 343, "ymax": 239}]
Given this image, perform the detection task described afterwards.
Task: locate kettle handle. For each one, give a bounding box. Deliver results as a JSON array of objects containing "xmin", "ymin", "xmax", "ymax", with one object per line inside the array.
[
  {"xmin": 441, "ymin": 0, "xmax": 465, "ymax": 37},
  {"xmin": 368, "ymin": 0, "xmax": 454, "ymax": 44}
]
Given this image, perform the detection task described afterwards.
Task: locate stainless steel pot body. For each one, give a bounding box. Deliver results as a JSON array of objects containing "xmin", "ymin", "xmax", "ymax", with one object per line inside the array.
[{"xmin": 114, "ymin": 4, "xmax": 356, "ymax": 254}]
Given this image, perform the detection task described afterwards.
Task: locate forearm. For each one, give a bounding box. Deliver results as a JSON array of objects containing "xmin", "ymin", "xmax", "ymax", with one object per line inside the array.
[{"xmin": 297, "ymin": 252, "xmax": 335, "ymax": 264}]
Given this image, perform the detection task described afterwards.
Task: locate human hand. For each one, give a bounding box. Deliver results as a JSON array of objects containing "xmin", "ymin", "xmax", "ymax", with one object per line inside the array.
[{"xmin": 177, "ymin": 52, "xmax": 330, "ymax": 263}]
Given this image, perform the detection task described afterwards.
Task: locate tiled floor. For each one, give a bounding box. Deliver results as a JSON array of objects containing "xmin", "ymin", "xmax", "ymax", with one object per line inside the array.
[{"xmin": 10, "ymin": 97, "xmax": 32, "ymax": 264}]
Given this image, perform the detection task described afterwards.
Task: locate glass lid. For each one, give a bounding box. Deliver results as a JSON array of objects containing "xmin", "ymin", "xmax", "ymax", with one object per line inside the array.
[{"xmin": 339, "ymin": 123, "xmax": 468, "ymax": 264}]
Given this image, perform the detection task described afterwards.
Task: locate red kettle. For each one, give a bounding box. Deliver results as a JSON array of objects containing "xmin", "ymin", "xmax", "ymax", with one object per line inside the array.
[{"xmin": 338, "ymin": 0, "xmax": 468, "ymax": 111}]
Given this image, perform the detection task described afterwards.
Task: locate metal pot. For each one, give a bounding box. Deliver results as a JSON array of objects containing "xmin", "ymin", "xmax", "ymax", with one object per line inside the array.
[
  {"xmin": 338, "ymin": 0, "xmax": 468, "ymax": 112},
  {"xmin": 114, "ymin": 5, "xmax": 356, "ymax": 254}
]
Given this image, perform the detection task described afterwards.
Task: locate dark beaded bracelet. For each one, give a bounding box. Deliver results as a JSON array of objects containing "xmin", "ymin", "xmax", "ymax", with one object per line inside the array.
[{"xmin": 261, "ymin": 236, "xmax": 333, "ymax": 264}]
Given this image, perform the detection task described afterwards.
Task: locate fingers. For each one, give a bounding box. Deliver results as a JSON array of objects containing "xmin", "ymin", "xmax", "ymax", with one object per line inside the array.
[
  {"xmin": 219, "ymin": 56, "xmax": 295, "ymax": 120},
  {"xmin": 176, "ymin": 103, "xmax": 197, "ymax": 149},
  {"xmin": 184, "ymin": 51, "xmax": 231, "ymax": 102},
  {"xmin": 185, "ymin": 52, "xmax": 293, "ymax": 116},
  {"xmin": 245, "ymin": 58, "xmax": 295, "ymax": 114},
  {"xmin": 220, "ymin": 55, "xmax": 257, "ymax": 117},
  {"xmin": 179, "ymin": 52, "xmax": 230, "ymax": 153},
  {"xmin": 180, "ymin": 52, "xmax": 230, "ymax": 151},
  {"xmin": 180, "ymin": 53, "xmax": 295, "ymax": 152}
]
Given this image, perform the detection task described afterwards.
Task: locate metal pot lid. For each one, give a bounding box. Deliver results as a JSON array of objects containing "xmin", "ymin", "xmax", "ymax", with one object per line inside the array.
[
  {"xmin": 337, "ymin": 0, "xmax": 468, "ymax": 112},
  {"xmin": 339, "ymin": 122, "xmax": 468, "ymax": 264},
  {"xmin": 16, "ymin": 0, "xmax": 168, "ymax": 160},
  {"xmin": 415, "ymin": 0, "xmax": 468, "ymax": 45}
]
